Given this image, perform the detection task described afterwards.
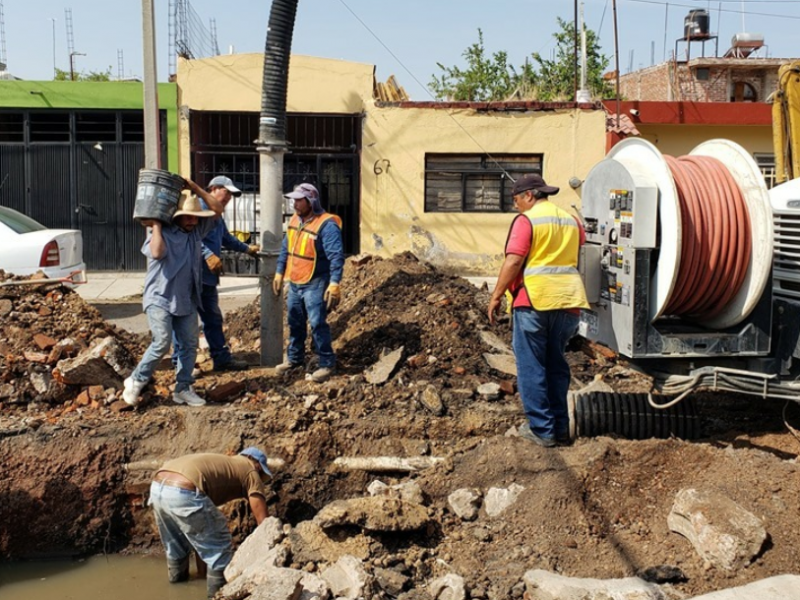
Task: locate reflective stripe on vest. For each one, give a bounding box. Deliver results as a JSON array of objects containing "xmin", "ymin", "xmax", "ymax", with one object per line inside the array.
[
  {"xmin": 285, "ymin": 212, "xmax": 342, "ymax": 284},
  {"xmin": 522, "ymin": 202, "xmax": 589, "ymax": 310}
]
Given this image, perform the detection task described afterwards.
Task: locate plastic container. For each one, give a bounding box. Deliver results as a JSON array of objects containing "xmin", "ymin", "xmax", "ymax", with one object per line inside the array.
[{"xmin": 133, "ymin": 169, "xmax": 185, "ymax": 223}]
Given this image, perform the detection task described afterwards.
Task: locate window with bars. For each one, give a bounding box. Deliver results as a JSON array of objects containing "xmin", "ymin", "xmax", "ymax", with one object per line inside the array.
[
  {"xmin": 754, "ymin": 153, "xmax": 777, "ymax": 189},
  {"xmin": 424, "ymin": 154, "xmax": 543, "ymax": 213}
]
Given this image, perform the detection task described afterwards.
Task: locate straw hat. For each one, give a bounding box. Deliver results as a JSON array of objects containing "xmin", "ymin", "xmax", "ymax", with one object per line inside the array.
[{"xmin": 173, "ymin": 192, "xmax": 216, "ymax": 218}]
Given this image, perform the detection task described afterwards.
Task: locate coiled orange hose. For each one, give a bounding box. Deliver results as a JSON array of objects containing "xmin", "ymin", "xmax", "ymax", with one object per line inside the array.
[{"xmin": 663, "ymin": 155, "xmax": 751, "ymax": 319}]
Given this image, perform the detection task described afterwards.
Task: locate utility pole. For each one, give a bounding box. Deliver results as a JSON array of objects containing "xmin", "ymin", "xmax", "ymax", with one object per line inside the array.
[
  {"xmin": 50, "ymin": 18, "xmax": 57, "ymax": 78},
  {"xmin": 0, "ymin": 0, "xmax": 8, "ymax": 72},
  {"xmin": 141, "ymin": 0, "xmax": 161, "ymax": 169}
]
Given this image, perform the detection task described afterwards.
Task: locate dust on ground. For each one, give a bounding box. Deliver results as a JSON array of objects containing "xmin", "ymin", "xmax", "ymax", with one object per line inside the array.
[{"xmin": 1, "ymin": 256, "xmax": 800, "ymax": 598}]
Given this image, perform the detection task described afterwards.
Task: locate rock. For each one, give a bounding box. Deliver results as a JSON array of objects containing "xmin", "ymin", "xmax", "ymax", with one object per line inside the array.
[
  {"xmin": 368, "ymin": 480, "xmax": 425, "ymax": 505},
  {"xmin": 483, "ymin": 353, "xmax": 517, "ymax": 376},
  {"xmin": 207, "ymin": 380, "xmax": 246, "ymax": 403},
  {"xmin": 686, "ymin": 574, "xmax": 800, "ymax": 599},
  {"xmin": 523, "ymin": 569, "xmax": 668, "ymax": 600},
  {"xmin": 221, "ymin": 567, "xmax": 304, "ymax": 600},
  {"xmin": 573, "ymin": 374, "xmax": 615, "ymax": 395},
  {"xmin": 637, "ymin": 565, "xmax": 686, "ymax": 584},
  {"xmin": 314, "ymin": 496, "xmax": 429, "ymax": 532},
  {"xmin": 374, "ymin": 567, "xmax": 409, "ymax": 596},
  {"xmin": 54, "ymin": 337, "xmax": 132, "ymax": 386},
  {"xmin": 667, "ymin": 488, "xmax": 767, "ymax": 571},
  {"xmin": 447, "ymin": 488, "xmax": 482, "ymax": 521},
  {"xmin": 420, "ymin": 385, "xmax": 445, "ymax": 416},
  {"xmin": 110, "ymin": 400, "xmax": 134, "ymax": 412},
  {"xmin": 298, "ymin": 572, "xmax": 329, "ymax": 600},
  {"xmin": 429, "ymin": 573, "xmax": 466, "ymax": 600},
  {"xmin": 33, "ymin": 333, "xmax": 58, "ymax": 350},
  {"xmin": 29, "ymin": 371, "xmax": 53, "ymax": 395},
  {"xmin": 0, "ymin": 298, "xmax": 12, "ymax": 316},
  {"xmin": 320, "ymin": 555, "xmax": 371, "ymax": 600},
  {"xmin": 485, "ymin": 483, "xmax": 525, "ymax": 518},
  {"xmin": 477, "ymin": 382, "xmax": 501, "ymax": 401},
  {"xmin": 479, "ymin": 330, "xmax": 513, "ymax": 354},
  {"xmin": 365, "ymin": 346, "xmax": 404, "ymax": 385},
  {"xmin": 289, "ymin": 521, "xmax": 372, "ymax": 564},
  {"xmin": 224, "ymin": 516, "xmax": 284, "ymax": 582},
  {"xmin": 498, "ymin": 380, "xmax": 515, "ymax": 395},
  {"xmin": 0, "ymin": 383, "xmax": 14, "ymax": 399}
]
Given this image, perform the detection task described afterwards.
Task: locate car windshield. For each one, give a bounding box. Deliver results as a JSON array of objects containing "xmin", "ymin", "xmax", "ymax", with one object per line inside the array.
[{"xmin": 0, "ymin": 206, "xmax": 48, "ymax": 234}]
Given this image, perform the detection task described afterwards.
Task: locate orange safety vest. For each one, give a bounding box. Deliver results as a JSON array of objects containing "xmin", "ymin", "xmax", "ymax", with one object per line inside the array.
[
  {"xmin": 284, "ymin": 212, "xmax": 343, "ymax": 284},
  {"xmin": 522, "ymin": 201, "xmax": 589, "ymax": 310}
]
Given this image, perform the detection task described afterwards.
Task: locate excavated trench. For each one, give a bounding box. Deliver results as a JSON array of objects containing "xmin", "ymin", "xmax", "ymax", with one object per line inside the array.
[{"xmin": 3, "ymin": 254, "xmax": 800, "ymax": 599}]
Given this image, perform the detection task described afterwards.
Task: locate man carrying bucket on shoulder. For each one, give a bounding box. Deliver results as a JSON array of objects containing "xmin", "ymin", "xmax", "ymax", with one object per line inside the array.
[{"xmin": 123, "ymin": 178, "xmax": 224, "ymax": 408}]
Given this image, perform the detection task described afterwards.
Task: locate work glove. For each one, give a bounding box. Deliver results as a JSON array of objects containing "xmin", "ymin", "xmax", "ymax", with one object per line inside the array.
[
  {"xmin": 324, "ymin": 283, "xmax": 341, "ymax": 311},
  {"xmin": 247, "ymin": 244, "xmax": 260, "ymax": 257},
  {"xmin": 272, "ymin": 273, "xmax": 284, "ymax": 296},
  {"xmin": 206, "ymin": 254, "xmax": 224, "ymax": 275}
]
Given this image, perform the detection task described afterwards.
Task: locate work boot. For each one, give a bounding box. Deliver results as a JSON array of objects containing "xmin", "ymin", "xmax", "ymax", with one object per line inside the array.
[
  {"xmin": 275, "ymin": 361, "xmax": 302, "ymax": 375},
  {"xmin": 518, "ymin": 422, "xmax": 556, "ymax": 448},
  {"xmin": 167, "ymin": 557, "xmax": 190, "ymax": 583},
  {"xmin": 207, "ymin": 569, "xmax": 226, "ymax": 598},
  {"xmin": 122, "ymin": 376, "xmax": 146, "ymax": 406},
  {"xmin": 213, "ymin": 358, "xmax": 249, "ymax": 372},
  {"xmin": 173, "ymin": 387, "xmax": 206, "ymax": 407},
  {"xmin": 308, "ymin": 367, "xmax": 333, "ymax": 383}
]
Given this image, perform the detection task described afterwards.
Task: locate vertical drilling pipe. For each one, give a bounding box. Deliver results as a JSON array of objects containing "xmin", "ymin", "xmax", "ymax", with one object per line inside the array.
[{"xmin": 258, "ymin": 0, "xmax": 299, "ymax": 366}]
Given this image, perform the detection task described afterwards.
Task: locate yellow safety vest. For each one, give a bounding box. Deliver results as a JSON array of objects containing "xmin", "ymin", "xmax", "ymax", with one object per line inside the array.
[
  {"xmin": 522, "ymin": 201, "xmax": 589, "ymax": 310},
  {"xmin": 285, "ymin": 212, "xmax": 342, "ymax": 284}
]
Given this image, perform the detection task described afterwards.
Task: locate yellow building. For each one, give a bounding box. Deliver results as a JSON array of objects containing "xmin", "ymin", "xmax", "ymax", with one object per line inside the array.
[{"xmin": 177, "ymin": 54, "xmax": 607, "ymax": 275}]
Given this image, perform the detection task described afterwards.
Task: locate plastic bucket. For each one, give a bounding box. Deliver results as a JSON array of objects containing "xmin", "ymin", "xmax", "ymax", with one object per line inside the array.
[{"xmin": 133, "ymin": 169, "xmax": 185, "ymax": 223}]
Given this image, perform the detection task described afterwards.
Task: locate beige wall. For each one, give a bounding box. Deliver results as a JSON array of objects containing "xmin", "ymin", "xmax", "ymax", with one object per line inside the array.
[
  {"xmin": 360, "ymin": 105, "xmax": 607, "ymax": 274},
  {"xmin": 635, "ymin": 124, "xmax": 773, "ymax": 157}
]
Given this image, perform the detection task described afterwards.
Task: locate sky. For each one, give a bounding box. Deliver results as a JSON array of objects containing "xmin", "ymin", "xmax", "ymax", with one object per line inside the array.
[{"xmin": 2, "ymin": 0, "xmax": 799, "ymax": 99}]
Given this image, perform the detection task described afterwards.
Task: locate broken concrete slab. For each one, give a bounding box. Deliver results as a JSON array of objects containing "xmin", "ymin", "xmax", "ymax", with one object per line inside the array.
[
  {"xmin": 368, "ymin": 479, "xmax": 425, "ymax": 505},
  {"xmin": 54, "ymin": 337, "xmax": 132, "ymax": 386},
  {"xmin": 429, "ymin": 573, "xmax": 466, "ymax": 600},
  {"xmin": 314, "ymin": 496, "xmax": 429, "ymax": 532},
  {"xmin": 667, "ymin": 488, "xmax": 767, "ymax": 571},
  {"xmin": 483, "ymin": 353, "xmax": 517, "ymax": 376},
  {"xmin": 288, "ymin": 521, "xmax": 372, "ymax": 565},
  {"xmin": 374, "ymin": 567, "xmax": 410, "ymax": 596},
  {"xmin": 479, "ymin": 330, "xmax": 513, "ymax": 355},
  {"xmin": 485, "ymin": 483, "xmax": 525, "ymax": 518},
  {"xmin": 523, "ymin": 569, "xmax": 668, "ymax": 600},
  {"xmin": 686, "ymin": 574, "xmax": 800, "ymax": 599},
  {"xmin": 224, "ymin": 516, "xmax": 285, "ymax": 582},
  {"xmin": 223, "ymin": 567, "xmax": 304, "ymax": 600},
  {"xmin": 321, "ymin": 554, "xmax": 371, "ymax": 600},
  {"xmin": 365, "ymin": 346, "xmax": 404, "ymax": 385},
  {"xmin": 298, "ymin": 571, "xmax": 329, "ymax": 600},
  {"xmin": 448, "ymin": 488, "xmax": 482, "ymax": 521}
]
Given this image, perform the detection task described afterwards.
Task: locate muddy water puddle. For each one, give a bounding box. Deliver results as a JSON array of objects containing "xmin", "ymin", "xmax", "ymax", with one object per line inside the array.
[{"xmin": 0, "ymin": 555, "xmax": 206, "ymax": 600}]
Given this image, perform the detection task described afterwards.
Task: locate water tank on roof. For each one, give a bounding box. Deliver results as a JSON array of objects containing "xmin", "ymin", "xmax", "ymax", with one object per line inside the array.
[{"xmin": 684, "ymin": 9, "xmax": 710, "ymax": 40}]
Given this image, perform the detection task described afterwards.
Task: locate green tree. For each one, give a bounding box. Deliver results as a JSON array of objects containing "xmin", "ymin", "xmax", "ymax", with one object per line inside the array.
[
  {"xmin": 531, "ymin": 17, "xmax": 613, "ymax": 101},
  {"xmin": 54, "ymin": 67, "xmax": 113, "ymax": 82},
  {"xmin": 429, "ymin": 20, "xmax": 613, "ymax": 102},
  {"xmin": 429, "ymin": 29, "xmax": 520, "ymax": 101}
]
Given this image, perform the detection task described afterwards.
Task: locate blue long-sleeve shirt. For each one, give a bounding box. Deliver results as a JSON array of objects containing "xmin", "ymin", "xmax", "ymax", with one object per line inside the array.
[
  {"xmin": 200, "ymin": 201, "xmax": 251, "ymax": 286},
  {"xmin": 276, "ymin": 215, "xmax": 344, "ymax": 285}
]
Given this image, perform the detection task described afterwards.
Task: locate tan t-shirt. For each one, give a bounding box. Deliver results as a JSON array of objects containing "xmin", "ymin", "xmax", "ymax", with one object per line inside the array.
[{"xmin": 159, "ymin": 453, "xmax": 266, "ymax": 506}]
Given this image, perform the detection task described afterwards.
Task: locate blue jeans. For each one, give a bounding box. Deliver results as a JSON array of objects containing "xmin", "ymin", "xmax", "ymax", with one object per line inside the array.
[
  {"xmin": 148, "ymin": 481, "xmax": 232, "ymax": 572},
  {"xmin": 286, "ymin": 277, "xmax": 335, "ymax": 368},
  {"xmin": 197, "ymin": 284, "xmax": 232, "ymax": 369},
  {"xmin": 131, "ymin": 305, "xmax": 197, "ymax": 393},
  {"xmin": 513, "ymin": 308, "xmax": 579, "ymax": 441}
]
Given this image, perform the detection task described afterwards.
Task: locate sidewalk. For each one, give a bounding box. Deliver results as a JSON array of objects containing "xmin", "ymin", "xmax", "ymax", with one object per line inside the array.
[
  {"xmin": 76, "ymin": 273, "xmax": 496, "ymax": 302},
  {"xmin": 76, "ymin": 273, "xmax": 261, "ymax": 302}
]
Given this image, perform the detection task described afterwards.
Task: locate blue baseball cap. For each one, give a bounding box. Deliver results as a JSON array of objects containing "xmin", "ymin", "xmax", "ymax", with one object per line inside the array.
[{"xmin": 239, "ymin": 447, "xmax": 272, "ymax": 476}]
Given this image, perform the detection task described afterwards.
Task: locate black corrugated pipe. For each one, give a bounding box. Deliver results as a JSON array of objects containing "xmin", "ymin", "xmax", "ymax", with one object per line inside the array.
[{"xmin": 259, "ymin": 0, "xmax": 298, "ymax": 146}]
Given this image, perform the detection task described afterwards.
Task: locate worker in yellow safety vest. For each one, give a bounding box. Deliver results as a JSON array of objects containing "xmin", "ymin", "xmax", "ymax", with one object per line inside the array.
[
  {"xmin": 272, "ymin": 183, "xmax": 344, "ymax": 383},
  {"xmin": 488, "ymin": 174, "xmax": 589, "ymax": 447}
]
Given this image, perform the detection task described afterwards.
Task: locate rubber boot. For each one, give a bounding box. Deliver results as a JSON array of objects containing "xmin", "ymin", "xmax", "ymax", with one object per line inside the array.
[
  {"xmin": 207, "ymin": 569, "xmax": 226, "ymax": 598},
  {"xmin": 167, "ymin": 556, "xmax": 190, "ymax": 583}
]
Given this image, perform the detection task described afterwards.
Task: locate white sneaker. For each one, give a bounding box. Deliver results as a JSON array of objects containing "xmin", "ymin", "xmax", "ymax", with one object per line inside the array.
[
  {"xmin": 275, "ymin": 361, "xmax": 302, "ymax": 375},
  {"xmin": 308, "ymin": 367, "xmax": 333, "ymax": 383},
  {"xmin": 173, "ymin": 387, "xmax": 206, "ymax": 407},
  {"xmin": 122, "ymin": 377, "xmax": 146, "ymax": 406}
]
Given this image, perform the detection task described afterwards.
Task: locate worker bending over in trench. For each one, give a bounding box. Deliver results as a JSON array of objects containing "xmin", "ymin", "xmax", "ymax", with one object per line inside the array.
[
  {"xmin": 149, "ymin": 447, "xmax": 271, "ymax": 598},
  {"xmin": 488, "ymin": 174, "xmax": 589, "ymax": 447}
]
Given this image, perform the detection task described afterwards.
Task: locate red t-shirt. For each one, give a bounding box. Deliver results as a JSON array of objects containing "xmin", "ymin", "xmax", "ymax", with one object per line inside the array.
[{"xmin": 504, "ymin": 213, "xmax": 585, "ymax": 310}]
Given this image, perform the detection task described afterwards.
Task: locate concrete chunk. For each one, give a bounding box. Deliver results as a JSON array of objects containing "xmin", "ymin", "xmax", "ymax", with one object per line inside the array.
[
  {"xmin": 485, "ymin": 483, "xmax": 525, "ymax": 518},
  {"xmin": 321, "ymin": 555, "xmax": 371, "ymax": 600},
  {"xmin": 364, "ymin": 346, "xmax": 404, "ymax": 385},
  {"xmin": 667, "ymin": 488, "xmax": 767, "ymax": 571},
  {"xmin": 54, "ymin": 337, "xmax": 132, "ymax": 386},
  {"xmin": 523, "ymin": 569, "xmax": 668, "ymax": 600},
  {"xmin": 687, "ymin": 575, "xmax": 800, "ymax": 599},
  {"xmin": 224, "ymin": 516, "xmax": 285, "ymax": 582},
  {"xmin": 429, "ymin": 573, "xmax": 466, "ymax": 600},
  {"xmin": 314, "ymin": 496, "xmax": 429, "ymax": 532},
  {"xmin": 483, "ymin": 353, "xmax": 517, "ymax": 376},
  {"xmin": 447, "ymin": 488, "xmax": 482, "ymax": 521}
]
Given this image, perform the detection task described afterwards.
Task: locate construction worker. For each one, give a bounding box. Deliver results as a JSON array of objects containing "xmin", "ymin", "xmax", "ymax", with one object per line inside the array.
[
  {"xmin": 149, "ymin": 447, "xmax": 271, "ymax": 598},
  {"xmin": 272, "ymin": 183, "xmax": 344, "ymax": 383},
  {"xmin": 487, "ymin": 174, "xmax": 589, "ymax": 447}
]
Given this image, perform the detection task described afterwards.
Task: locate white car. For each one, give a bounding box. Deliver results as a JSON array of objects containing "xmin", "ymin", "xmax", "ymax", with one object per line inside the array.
[{"xmin": 0, "ymin": 206, "xmax": 87, "ymax": 282}]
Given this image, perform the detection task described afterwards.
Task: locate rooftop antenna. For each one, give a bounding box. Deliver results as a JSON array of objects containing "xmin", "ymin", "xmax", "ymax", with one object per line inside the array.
[
  {"xmin": 0, "ymin": 0, "xmax": 8, "ymax": 71},
  {"xmin": 210, "ymin": 18, "xmax": 220, "ymax": 55},
  {"xmin": 117, "ymin": 48, "xmax": 124, "ymax": 80},
  {"xmin": 65, "ymin": 8, "xmax": 85, "ymax": 81}
]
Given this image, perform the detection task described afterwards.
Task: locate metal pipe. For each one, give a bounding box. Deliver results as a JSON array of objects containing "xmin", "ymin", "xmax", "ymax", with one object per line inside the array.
[{"xmin": 258, "ymin": 0, "xmax": 298, "ymax": 367}]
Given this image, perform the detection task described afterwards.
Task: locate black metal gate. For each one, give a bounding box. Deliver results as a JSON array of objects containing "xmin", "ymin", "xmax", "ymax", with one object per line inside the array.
[{"xmin": 0, "ymin": 110, "xmax": 165, "ymax": 271}]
